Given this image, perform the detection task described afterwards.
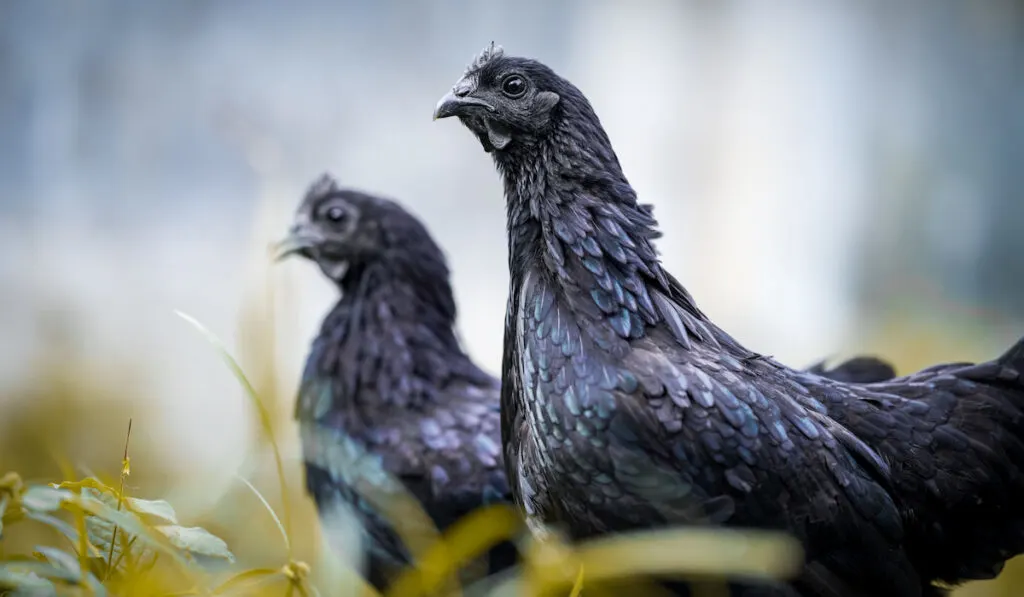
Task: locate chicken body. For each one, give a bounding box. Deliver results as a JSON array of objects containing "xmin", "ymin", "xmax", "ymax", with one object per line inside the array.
[{"xmin": 434, "ymin": 45, "xmax": 1024, "ymax": 597}]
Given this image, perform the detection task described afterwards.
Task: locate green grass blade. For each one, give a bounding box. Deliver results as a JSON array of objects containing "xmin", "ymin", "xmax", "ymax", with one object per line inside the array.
[
  {"xmin": 174, "ymin": 309, "xmax": 293, "ymax": 560},
  {"xmin": 233, "ymin": 474, "xmax": 290, "ymax": 554}
]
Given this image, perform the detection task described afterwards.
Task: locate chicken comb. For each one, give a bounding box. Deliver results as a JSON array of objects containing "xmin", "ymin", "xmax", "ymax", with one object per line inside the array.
[
  {"xmin": 465, "ymin": 41, "xmax": 505, "ymax": 76},
  {"xmin": 306, "ymin": 172, "xmax": 340, "ymax": 200}
]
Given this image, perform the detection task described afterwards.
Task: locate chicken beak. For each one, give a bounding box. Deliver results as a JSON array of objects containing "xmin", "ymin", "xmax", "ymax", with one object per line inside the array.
[
  {"xmin": 271, "ymin": 225, "xmax": 321, "ymax": 262},
  {"xmin": 433, "ymin": 89, "xmax": 494, "ymax": 120}
]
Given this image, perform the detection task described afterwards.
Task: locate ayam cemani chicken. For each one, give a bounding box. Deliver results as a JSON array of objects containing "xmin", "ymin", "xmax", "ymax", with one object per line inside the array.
[
  {"xmin": 273, "ymin": 174, "xmax": 516, "ymax": 590},
  {"xmin": 433, "ymin": 43, "xmax": 1024, "ymax": 597}
]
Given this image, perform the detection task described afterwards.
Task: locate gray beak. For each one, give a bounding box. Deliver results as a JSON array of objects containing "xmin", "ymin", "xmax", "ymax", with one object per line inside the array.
[
  {"xmin": 433, "ymin": 87, "xmax": 495, "ymax": 120},
  {"xmin": 271, "ymin": 224, "xmax": 322, "ymax": 262}
]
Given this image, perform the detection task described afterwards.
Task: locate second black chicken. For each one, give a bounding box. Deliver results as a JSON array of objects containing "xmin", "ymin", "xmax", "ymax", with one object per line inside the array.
[{"xmin": 274, "ymin": 174, "xmax": 515, "ymax": 590}]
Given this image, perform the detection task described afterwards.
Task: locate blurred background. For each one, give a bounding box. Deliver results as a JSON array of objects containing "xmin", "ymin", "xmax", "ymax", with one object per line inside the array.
[{"xmin": 1, "ymin": 0, "xmax": 1023, "ymax": 594}]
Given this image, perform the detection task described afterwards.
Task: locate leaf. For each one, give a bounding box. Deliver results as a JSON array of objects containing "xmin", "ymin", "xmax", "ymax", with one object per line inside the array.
[
  {"xmin": 126, "ymin": 496, "xmax": 179, "ymax": 526},
  {"xmin": 568, "ymin": 565, "xmax": 584, "ymax": 597},
  {"xmin": 7, "ymin": 584, "xmax": 59, "ymax": 597},
  {"xmin": 156, "ymin": 525, "xmax": 235, "ymax": 563},
  {"xmin": 51, "ymin": 477, "xmax": 117, "ymax": 498},
  {"xmin": 211, "ymin": 567, "xmax": 285, "ymax": 595},
  {"xmin": 23, "ymin": 512, "xmax": 103, "ymax": 558},
  {"xmin": 385, "ymin": 504, "xmax": 523, "ymax": 597},
  {"xmin": 81, "ymin": 502, "xmax": 155, "ymax": 578},
  {"xmin": 0, "ymin": 564, "xmax": 58, "ymax": 594},
  {"xmin": 32, "ymin": 546, "xmax": 81, "ymax": 581},
  {"xmin": 71, "ymin": 487, "xmax": 94, "ymax": 580},
  {"xmin": 234, "ymin": 475, "xmax": 288, "ymax": 553},
  {"xmin": 30, "ymin": 547, "xmax": 108, "ymax": 596},
  {"xmin": 21, "ymin": 486, "xmax": 70, "ymax": 513},
  {"xmin": 0, "ymin": 561, "xmax": 79, "ymax": 587},
  {"xmin": 572, "ymin": 527, "xmax": 803, "ymax": 583},
  {"xmin": 81, "ymin": 488, "xmax": 128, "ymax": 565},
  {"xmin": 60, "ymin": 489, "xmax": 197, "ymax": 576}
]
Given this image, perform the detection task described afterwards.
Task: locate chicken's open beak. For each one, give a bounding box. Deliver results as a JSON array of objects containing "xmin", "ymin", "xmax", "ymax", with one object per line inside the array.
[
  {"xmin": 271, "ymin": 225, "xmax": 322, "ymax": 262},
  {"xmin": 433, "ymin": 89, "xmax": 494, "ymax": 120}
]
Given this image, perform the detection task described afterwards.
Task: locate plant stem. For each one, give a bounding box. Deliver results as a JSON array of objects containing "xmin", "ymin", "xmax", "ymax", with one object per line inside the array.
[{"xmin": 104, "ymin": 418, "xmax": 133, "ymax": 580}]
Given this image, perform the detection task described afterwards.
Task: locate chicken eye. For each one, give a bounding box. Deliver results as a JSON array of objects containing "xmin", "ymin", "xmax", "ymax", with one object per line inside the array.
[
  {"xmin": 501, "ymin": 75, "xmax": 527, "ymax": 98},
  {"xmin": 326, "ymin": 206, "xmax": 347, "ymax": 223}
]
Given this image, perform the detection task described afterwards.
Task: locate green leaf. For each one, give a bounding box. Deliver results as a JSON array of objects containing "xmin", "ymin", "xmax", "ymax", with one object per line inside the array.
[
  {"xmin": 21, "ymin": 486, "xmax": 70, "ymax": 513},
  {"xmin": 234, "ymin": 475, "xmax": 288, "ymax": 553},
  {"xmin": 32, "ymin": 546, "xmax": 81, "ymax": 582},
  {"xmin": 8, "ymin": 585, "xmax": 59, "ymax": 597},
  {"xmin": 126, "ymin": 496, "xmax": 179, "ymax": 525},
  {"xmin": 81, "ymin": 503, "xmax": 154, "ymax": 577},
  {"xmin": 30, "ymin": 547, "xmax": 108, "ymax": 596},
  {"xmin": 156, "ymin": 525, "xmax": 235, "ymax": 563},
  {"xmin": 81, "ymin": 489, "xmax": 125, "ymax": 564},
  {"xmin": 573, "ymin": 527, "xmax": 803, "ymax": 582},
  {"xmin": 0, "ymin": 561, "xmax": 79, "ymax": 587},
  {"xmin": 23, "ymin": 511, "xmax": 103, "ymax": 558},
  {"xmin": 0, "ymin": 565, "xmax": 58, "ymax": 594},
  {"xmin": 60, "ymin": 489, "xmax": 195, "ymax": 575},
  {"xmin": 51, "ymin": 477, "xmax": 117, "ymax": 498}
]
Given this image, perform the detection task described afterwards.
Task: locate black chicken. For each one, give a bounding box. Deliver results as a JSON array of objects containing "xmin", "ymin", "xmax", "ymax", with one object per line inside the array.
[
  {"xmin": 273, "ymin": 174, "xmax": 516, "ymax": 590},
  {"xmin": 433, "ymin": 44, "xmax": 1024, "ymax": 597}
]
